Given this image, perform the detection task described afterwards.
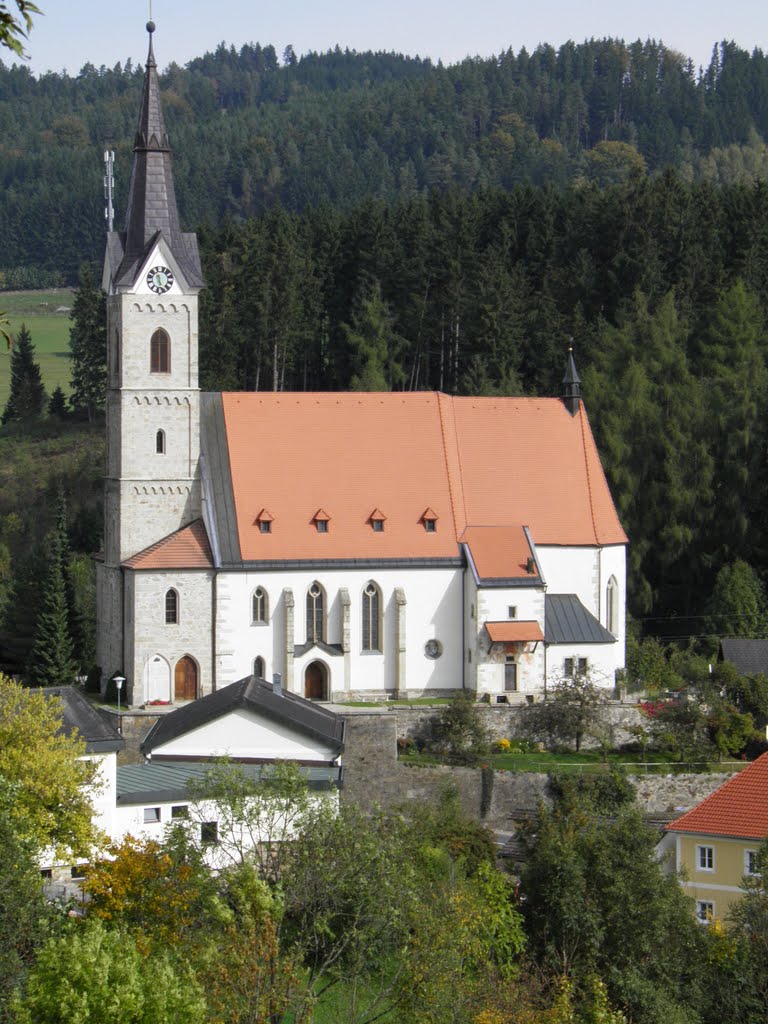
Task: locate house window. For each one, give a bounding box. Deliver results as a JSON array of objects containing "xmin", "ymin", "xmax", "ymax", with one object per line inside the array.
[
  {"xmin": 362, "ymin": 581, "xmax": 381, "ymax": 652},
  {"xmin": 201, "ymin": 821, "xmax": 219, "ymax": 845},
  {"xmin": 508, "ymin": 606, "xmax": 517, "ymax": 619},
  {"xmin": 150, "ymin": 328, "xmax": 170, "ymax": 373},
  {"xmin": 252, "ymin": 587, "xmax": 268, "ymax": 624},
  {"xmin": 606, "ymin": 575, "xmax": 619, "ymax": 635},
  {"xmin": 156, "ymin": 429, "xmax": 165, "ymax": 454},
  {"xmin": 70, "ymin": 864, "xmax": 88, "ymax": 879},
  {"xmin": 564, "ymin": 657, "xmax": 588, "ymax": 678},
  {"xmin": 165, "ymin": 588, "xmax": 178, "ymax": 624},
  {"xmin": 143, "ymin": 807, "xmax": 161, "ymax": 824},
  {"xmin": 696, "ymin": 901, "xmax": 715, "ymax": 925},
  {"xmin": 253, "ymin": 656, "xmax": 265, "ymax": 678},
  {"xmin": 746, "ymin": 850, "xmax": 759, "ymax": 876},
  {"xmin": 40, "ymin": 868, "xmax": 52, "ymax": 880},
  {"xmin": 697, "ymin": 845, "xmax": 714, "ymax": 871},
  {"xmin": 307, "ymin": 582, "xmax": 325, "ymax": 643},
  {"xmin": 171, "ymin": 805, "xmax": 189, "ymax": 820}
]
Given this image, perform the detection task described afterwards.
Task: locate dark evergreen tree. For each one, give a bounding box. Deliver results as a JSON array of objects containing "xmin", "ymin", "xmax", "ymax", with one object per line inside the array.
[
  {"xmin": 0, "ymin": 323, "xmax": 46, "ymax": 425},
  {"xmin": 26, "ymin": 518, "xmax": 77, "ymax": 688},
  {"xmin": 68, "ymin": 264, "xmax": 107, "ymax": 422},
  {"xmin": 47, "ymin": 385, "xmax": 68, "ymax": 419}
]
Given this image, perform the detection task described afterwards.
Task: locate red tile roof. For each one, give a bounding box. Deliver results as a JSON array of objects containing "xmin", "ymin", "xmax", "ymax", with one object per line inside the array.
[
  {"xmin": 665, "ymin": 753, "xmax": 768, "ymax": 840},
  {"xmin": 123, "ymin": 520, "xmax": 213, "ymax": 570},
  {"xmin": 461, "ymin": 525, "xmax": 537, "ymax": 580},
  {"xmin": 220, "ymin": 392, "xmax": 627, "ymax": 563},
  {"xmin": 485, "ymin": 621, "xmax": 545, "ymax": 643}
]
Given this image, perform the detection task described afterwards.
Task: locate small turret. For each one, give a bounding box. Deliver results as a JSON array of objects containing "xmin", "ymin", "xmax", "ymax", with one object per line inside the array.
[{"xmin": 562, "ymin": 338, "xmax": 581, "ymax": 416}]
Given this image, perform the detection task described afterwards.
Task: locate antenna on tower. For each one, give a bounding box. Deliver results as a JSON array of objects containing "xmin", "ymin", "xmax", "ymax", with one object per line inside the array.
[{"xmin": 103, "ymin": 148, "xmax": 115, "ymax": 232}]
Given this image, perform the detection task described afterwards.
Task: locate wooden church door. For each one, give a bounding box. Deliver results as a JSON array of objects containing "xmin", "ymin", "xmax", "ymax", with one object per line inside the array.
[
  {"xmin": 174, "ymin": 655, "xmax": 198, "ymax": 701},
  {"xmin": 304, "ymin": 661, "xmax": 326, "ymax": 700}
]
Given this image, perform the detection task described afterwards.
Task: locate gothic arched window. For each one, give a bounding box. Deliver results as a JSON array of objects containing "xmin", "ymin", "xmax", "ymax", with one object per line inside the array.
[
  {"xmin": 606, "ymin": 576, "xmax": 619, "ymax": 636},
  {"xmin": 253, "ymin": 656, "xmax": 265, "ymax": 678},
  {"xmin": 165, "ymin": 588, "xmax": 179, "ymax": 624},
  {"xmin": 252, "ymin": 587, "xmax": 268, "ymax": 624},
  {"xmin": 362, "ymin": 581, "xmax": 381, "ymax": 652},
  {"xmin": 150, "ymin": 328, "xmax": 170, "ymax": 373},
  {"xmin": 306, "ymin": 582, "xmax": 325, "ymax": 643},
  {"xmin": 156, "ymin": 429, "xmax": 165, "ymax": 454}
]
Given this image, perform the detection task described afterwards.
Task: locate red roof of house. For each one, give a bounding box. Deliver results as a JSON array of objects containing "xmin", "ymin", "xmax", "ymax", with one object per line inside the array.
[
  {"xmin": 221, "ymin": 392, "xmax": 626, "ymax": 562},
  {"xmin": 461, "ymin": 525, "xmax": 537, "ymax": 580},
  {"xmin": 123, "ymin": 519, "xmax": 213, "ymax": 570},
  {"xmin": 485, "ymin": 621, "xmax": 545, "ymax": 643},
  {"xmin": 665, "ymin": 753, "xmax": 768, "ymax": 840}
]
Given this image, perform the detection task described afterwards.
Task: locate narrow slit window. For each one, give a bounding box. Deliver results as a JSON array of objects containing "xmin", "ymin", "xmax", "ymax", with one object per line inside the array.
[
  {"xmin": 156, "ymin": 429, "xmax": 165, "ymax": 454},
  {"xmin": 362, "ymin": 582, "xmax": 381, "ymax": 652},
  {"xmin": 165, "ymin": 588, "xmax": 178, "ymax": 624},
  {"xmin": 307, "ymin": 582, "xmax": 325, "ymax": 643}
]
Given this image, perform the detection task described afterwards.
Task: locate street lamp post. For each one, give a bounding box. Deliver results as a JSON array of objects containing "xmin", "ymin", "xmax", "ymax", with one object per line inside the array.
[{"xmin": 113, "ymin": 676, "xmax": 125, "ymax": 734}]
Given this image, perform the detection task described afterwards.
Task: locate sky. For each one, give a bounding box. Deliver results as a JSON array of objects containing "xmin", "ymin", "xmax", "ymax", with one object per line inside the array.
[{"xmin": 9, "ymin": 0, "xmax": 768, "ymax": 77}]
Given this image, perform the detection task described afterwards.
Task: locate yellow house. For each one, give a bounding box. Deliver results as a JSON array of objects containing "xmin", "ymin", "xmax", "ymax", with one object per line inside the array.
[{"xmin": 662, "ymin": 752, "xmax": 768, "ymax": 924}]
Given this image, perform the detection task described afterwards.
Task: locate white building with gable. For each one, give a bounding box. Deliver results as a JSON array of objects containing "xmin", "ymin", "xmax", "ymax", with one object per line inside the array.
[{"xmin": 96, "ymin": 23, "xmax": 628, "ymax": 708}]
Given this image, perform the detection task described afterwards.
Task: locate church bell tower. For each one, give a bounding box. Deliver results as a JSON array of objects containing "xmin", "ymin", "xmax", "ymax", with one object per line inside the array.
[{"xmin": 96, "ymin": 21, "xmax": 205, "ymax": 688}]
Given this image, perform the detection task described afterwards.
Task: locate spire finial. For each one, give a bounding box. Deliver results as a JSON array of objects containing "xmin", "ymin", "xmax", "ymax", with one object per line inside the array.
[{"xmin": 146, "ymin": 18, "xmax": 156, "ymax": 66}]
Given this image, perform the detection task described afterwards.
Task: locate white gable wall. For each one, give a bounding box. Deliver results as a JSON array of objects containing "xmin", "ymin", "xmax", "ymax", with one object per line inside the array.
[{"xmin": 150, "ymin": 707, "xmax": 340, "ymax": 762}]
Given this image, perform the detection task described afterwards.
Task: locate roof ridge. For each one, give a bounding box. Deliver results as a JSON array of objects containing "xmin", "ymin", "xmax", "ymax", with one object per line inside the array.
[
  {"xmin": 577, "ymin": 405, "xmax": 600, "ymax": 546},
  {"xmin": 437, "ymin": 393, "xmax": 467, "ymax": 538}
]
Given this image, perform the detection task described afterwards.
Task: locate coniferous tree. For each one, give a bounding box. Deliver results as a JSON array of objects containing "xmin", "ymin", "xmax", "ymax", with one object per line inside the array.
[
  {"xmin": 69, "ymin": 264, "xmax": 107, "ymax": 422},
  {"xmin": 26, "ymin": 518, "xmax": 77, "ymax": 688},
  {"xmin": 0, "ymin": 323, "xmax": 46, "ymax": 425}
]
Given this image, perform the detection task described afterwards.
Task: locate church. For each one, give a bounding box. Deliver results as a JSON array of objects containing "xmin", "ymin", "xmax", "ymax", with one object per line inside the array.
[{"xmin": 96, "ymin": 23, "xmax": 627, "ymax": 707}]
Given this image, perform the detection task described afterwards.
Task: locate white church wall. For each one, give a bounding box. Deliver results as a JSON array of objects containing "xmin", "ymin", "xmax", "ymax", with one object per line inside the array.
[
  {"xmin": 536, "ymin": 546, "xmax": 601, "ymax": 614},
  {"xmin": 128, "ymin": 569, "xmax": 214, "ymax": 704},
  {"xmin": 545, "ymin": 642, "xmax": 620, "ymax": 689},
  {"xmin": 149, "ymin": 707, "xmax": 340, "ymax": 762},
  {"xmin": 214, "ymin": 565, "xmax": 465, "ymax": 697}
]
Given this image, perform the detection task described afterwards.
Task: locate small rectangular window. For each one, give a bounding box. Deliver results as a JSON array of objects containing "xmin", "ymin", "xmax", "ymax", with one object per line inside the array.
[
  {"xmin": 171, "ymin": 805, "xmax": 189, "ymax": 820},
  {"xmin": 40, "ymin": 868, "xmax": 52, "ymax": 880},
  {"xmin": 71, "ymin": 864, "xmax": 88, "ymax": 880},
  {"xmin": 746, "ymin": 850, "xmax": 759, "ymax": 876},
  {"xmin": 424, "ymin": 519, "xmax": 436, "ymax": 532},
  {"xmin": 578, "ymin": 657, "xmax": 588, "ymax": 675},
  {"xmin": 372, "ymin": 519, "xmax": 384, "ymax": 533},
  {"xmin": 508, "ymin": 606, "xmax": 517, "ymax": 619},
  {"xmin": 316, "ymin": 520, "xmax": 328, "ymax": 533},
  {"xmin": 201, "ymin": 821, "xmax": 219, "ymax": 845},
  {"xmin": 144, "ymin": 807, "xmax": 161, "ymax": 824},
  {"xmin": 260, "ymin": 521, "xmax": 271, "ymax": 534},
  {"xmin": 696, "ymin": 901, "xmax": 715, "ymax": 924},
  {"xmin": 564, "ymin": 658, "xmax": 574, "ymax": 678},
  {"xmin": 697, "ymin": 845, "xmax": 714, "ymax": 871}
]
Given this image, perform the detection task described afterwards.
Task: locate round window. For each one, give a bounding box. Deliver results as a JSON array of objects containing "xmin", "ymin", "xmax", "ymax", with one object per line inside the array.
[{"xmin": 424, "ymin": 639, "xmax": 443, "ymax": 659}]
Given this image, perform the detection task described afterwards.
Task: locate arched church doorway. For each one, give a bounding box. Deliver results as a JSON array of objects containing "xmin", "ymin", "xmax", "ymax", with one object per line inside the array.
[
  {"xmin": 145, "ymin": 654, "xmax": 171, "ymax": 703},
  {"xmin": 304, "ymin": 660, "xmax": 328, "ymax": 700},
  {"xmin": 174, "ymin": 655, "xmax": 198, "ymax": 701}
]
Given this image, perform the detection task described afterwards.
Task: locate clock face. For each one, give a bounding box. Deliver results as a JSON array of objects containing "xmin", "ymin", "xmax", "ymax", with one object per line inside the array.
[{"xmin": 146, "ymin": 265, "xmax": 174, "ymax": 294}]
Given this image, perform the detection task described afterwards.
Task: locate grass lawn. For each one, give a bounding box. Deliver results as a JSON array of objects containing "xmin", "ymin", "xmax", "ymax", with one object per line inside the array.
[
  {"xmin": 400, "ymin": 749, "xmax": 746, "ymax": 774},
  {"xmin": 0, "ymin": 290, "xmax": 75, "ymax": 410}
]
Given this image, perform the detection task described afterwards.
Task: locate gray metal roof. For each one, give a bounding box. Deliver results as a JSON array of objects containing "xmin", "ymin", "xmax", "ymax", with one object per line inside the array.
[
  {"xmin": 33, "ymin": 687, "xmax": 124, "ymax": 754},
  {"xmin": 719, "ymin": 639, "xmax": 768, "ymax": 676},
  {"xmin": 141, "ymin": 675, "xmax": 345, "ymax": 758},
  {"xmin": 106, "ymin": 26, "xmax": 203, "ymax": 290},
  {"xmin": 117, "ymin": 760, "xmax": 342, "ymax": 804},
  {"xmin": 544, "ymin": 594, "xmax": 616, "ymax": 645}
]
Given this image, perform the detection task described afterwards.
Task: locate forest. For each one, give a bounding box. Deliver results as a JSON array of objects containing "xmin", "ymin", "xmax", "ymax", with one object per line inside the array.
[{"xmin": 3, "ymin": 37, "xmax": 768, "ymax": 282}]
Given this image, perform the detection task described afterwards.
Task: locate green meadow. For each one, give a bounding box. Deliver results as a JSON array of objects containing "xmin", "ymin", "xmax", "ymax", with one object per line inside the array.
[{"xmin": 0, "ymin": 290, "xmax": 74, "ymax": 411}]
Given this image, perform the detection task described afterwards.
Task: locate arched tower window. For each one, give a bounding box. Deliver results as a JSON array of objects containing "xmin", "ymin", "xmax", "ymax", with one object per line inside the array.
[
  {"xmin": 150, "ymin": 328, "xmax": 170, "ymax": 373},
  {"xmin": 306, "ymin": 582, "xmax": 325, "ymax": 643},
  {"xmin": 165, "ymin": 588, "xmax": 179, "ymax": 624},
  {"xmin": 156, "ymin": 429, "xmax": 165, "ymax": 454},
  {"xmin": 252, "ymin": 587, "xmax": 268, "ymax": 624},
  {"xmin": 606, "ymin": 576, "xmax": 619, "ymax": 636},
  {"xmin": 362, "ymin": 581, "xmax": 381, "ymax": 652},
  {"xmin": 253, "ymin": 656, "xmax": 265, "ymax": 678}
]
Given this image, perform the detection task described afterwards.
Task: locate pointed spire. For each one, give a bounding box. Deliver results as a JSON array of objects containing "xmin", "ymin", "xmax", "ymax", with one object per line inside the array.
[
  {"xmin": 562, "ymin": 338, "xmax": 582, "ymax": 416},
  {"xmin": 116, "ymin": 20, "xmax": 202, "ymax": 286}
]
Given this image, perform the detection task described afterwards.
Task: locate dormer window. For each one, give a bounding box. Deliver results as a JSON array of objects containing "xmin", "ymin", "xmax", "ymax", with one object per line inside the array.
[
  {"xmin": 255, "ymin": 509, "xmax": 273, "ymax": 534},
  {"xmin": 421, "ymin": 508, "xmax": 439, "ymax": 532},
  {"xmin": 369, "ymin": 509, "xmax": 386, "ymax": 533},
  {"xmin": 313, "ymin": 509, "xmax": 330, "ymax": 534}
]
